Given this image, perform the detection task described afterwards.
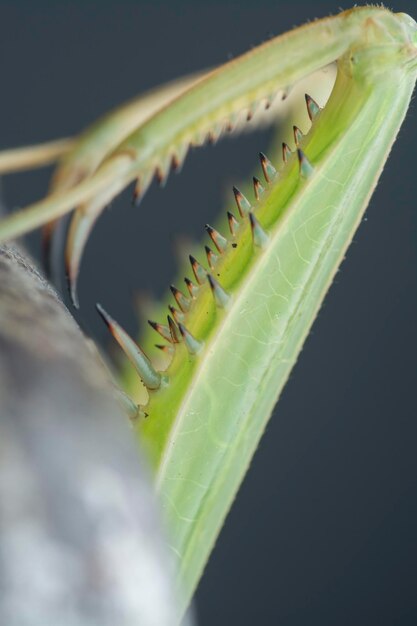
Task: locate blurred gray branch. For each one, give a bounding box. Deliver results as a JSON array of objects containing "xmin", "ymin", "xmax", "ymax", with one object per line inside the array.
[{"xmin": 0, "ymin": 244, "xmax": 185, "ymax": 626}]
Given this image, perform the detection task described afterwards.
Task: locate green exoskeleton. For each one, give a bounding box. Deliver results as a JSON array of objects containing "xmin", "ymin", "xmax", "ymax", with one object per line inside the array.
[{"xmin": 0, "ymin": 6, "xmax": 416, "ymax": 620}]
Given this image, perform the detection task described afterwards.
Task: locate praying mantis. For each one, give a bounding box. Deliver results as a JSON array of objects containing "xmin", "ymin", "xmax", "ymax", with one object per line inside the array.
[{"xmin": 0, "ymin": 6, "xmax": 416, "ymax": 621}]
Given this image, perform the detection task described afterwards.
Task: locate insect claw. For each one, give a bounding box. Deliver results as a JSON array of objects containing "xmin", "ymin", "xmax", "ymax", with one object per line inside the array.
[
  {"xmin": 227, "ymin": 211, "xmax": 240, "ymax": 236},
  {"xmin": 233, "ymin": 185, "xmax": 251, "ymax": 217},
  {"xmin": 297, "ymin": 148, "xmax": 315, "ymax": 178},
  {"xmin": 67, "ymin": 265, "xmax": 80, "ymax": 310},
  {"xmin": 259, "ymin": 152, "xmax": 277, "ymax": 183},
  {"xmin": 207, "ymin": 274, "xmax": 231, "ymax": 308},
  {"xmin": 253, "ymin": 176, "xmax": 265, "ymax": 200},
  {"xmin": 189, "ymin": 254, "xmax": 206, "ymax": 285},
  {"xmin": 305, "ymin": 93, "xmax": 321, "ymax": 121},
  {"xmin": 41, "ymin": 220, "xmax": 57, "ymax": 279},
  {"xmin": 293, "ymin": 125, "xmax": 304, "ymax": 146},
  {"xmin": 148, "ymin": 320, "xmax": 173, "ymax": 343},
  {"xmin": 178, "ymin": 323, "xmax": 204, "ymax": 355},
  {"xmin": 65, "ymin": 210, "xmax": 93, "ymax": 308},
  {"xmin": 282, "ymin": 142, "xmax": 292, "ymax": 163},
  {"xmin": 205, "ymin": 224, "xmax": 228, "ymax": 253},
  {"xmin": 249, "ymin": 212, "xmax": 269, "ymax": 248},
  {"xmin": 170, "ymin": 285, "xmax": 191, "ymax": 312},
  {"xmin": 96, "ymin": 303, "xmax": 161, "ymax": 390}
]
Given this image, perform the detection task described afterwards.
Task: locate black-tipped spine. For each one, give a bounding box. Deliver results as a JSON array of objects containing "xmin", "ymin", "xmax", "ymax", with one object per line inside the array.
[
  {"xmin": 293, "ymin": 125, "xmax": 303, "ymax": 146},
  {"xmin": 178, "ymin": 323, "xmax": 203, "ymax": 355},
  {"xmin": 185, "ymin": 277, "xmax": 199, "ymax": 298},
  {"xmin": 96, "ymin": 303, "xmax": 161, "ymax": 390},
  {"xmin": 169, "ymin": 305, "xmax": 185, "ymax": 324},
  {"xmin": 155, "ymin": 343, "xmax": 175, "ymax": 357},
  {"xmin": 259, "ymin": 152, "xmax": 277, "ymax": 183},
  {"xmin": 297, "ymin": 149, "xmax": 314, "ymax": 178},
  {"xmin": 132, "ymin": 178, "xmax": 143, "ymax": 207},
  {"xmin": 249, "ymin": 212, "xmax": 269, "ymax": 248},
  {"xmin": 148, "ymin": 320, "xmax": 173, "ymax": 343},
  {"xmin": 227, "ymin": 212, "xmax": 239, "ymax": 236},
  {"xmin": 205, "ymin": 224, "xmax": 228, "ymax": 253},
  {"xmin": 207, "ymin": 274, "xmax": 230, "ymax": 308},
  {"xmin": 189, "ymin": 255, "xmax": 206, "ymax": 285},
  {"xmin": 167, "ymin": 315, "xmax": 181, "ymax": 342},
  {"xmin": 233, "ymin": 186, "xmax": 251, "ymax": 217},
  {"xmin": 170, "ymin": 285, "xmax": 191, "ymax": 312},
  {"xmin": 282, "ymin": 142, "xmax": 291, "ymax": 163},
  {"xmin": 205, "ymin": 246, "xmax": 218, "ymax": 270},
  {"xmin": 305, "ymin": 93, "xmax": 320, "ymax": 121},
  {"xmin": 253, "ymin": 176, "xmax": 265, "ymax": 201}
]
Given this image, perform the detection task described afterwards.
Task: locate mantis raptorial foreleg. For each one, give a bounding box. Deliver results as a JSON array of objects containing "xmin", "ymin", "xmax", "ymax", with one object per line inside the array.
[{"xmin": 0, "ymin": 7, "xmax": 416, "ymax": 621}]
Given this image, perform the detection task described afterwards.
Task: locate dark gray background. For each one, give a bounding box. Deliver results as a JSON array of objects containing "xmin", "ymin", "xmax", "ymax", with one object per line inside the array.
[{"xmin": 1, "ymin": 1, "xmax": 416, "ymax": 624}]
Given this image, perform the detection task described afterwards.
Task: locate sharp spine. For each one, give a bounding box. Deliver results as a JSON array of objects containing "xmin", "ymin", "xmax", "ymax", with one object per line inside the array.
[
  {"xmin": 169, "ymin": 305, "xmax": 185, "ymax": 324},
  {"xmin": 305, "ymin": 93, "xmax": 320, "ymax": 121},
  {"xmin": 132, "ymin": 180, "xmax": 141, "ymax": 207},
  {"xmin": 226, "ymin": 112, "xmax": 239, "ymax": 133},
  {"xmin": 227, "ymin": 211, "xmax": 239, "ymax": 236},
  {"xmin": 148, "ymin": 320, "xmax": 173, "ymax": 343},
  {"xmin": 167, "ymin": 315, "xmax": 181, "ymax": 342},
  {"xmin": 282, "ymin": 142, "xmax": 291, "ymax": 163},
  {"xmin": 170, "ymin": 285, "xmax": 191, "ymax": 312},
  {"xmin": 293, "ymin": 125, "xmax": 303, "ymax": 146},
  {"xmin": 208, "ymin": 122, "xmax": 224, "ymax": 144},
  {"xmin": 249, "ymin": 212, "xmax": 269, "ymax": 248},
  {"xmin": 205, "ymin": 224, "xmax": 228, "ymax": 253},
  {"xmin": 205, "ymin": 245, "xmax": 218, "ymax": 270},
  {"xmin": 207, "ymin": 274, "xmax": 231, "ymax": 308},
  {"xmin": 155, "ymin": 166, "xmax": 167, "ymax": 188},
  {"xmin": 171, "ymin": 153, "xmax": 180, "ymax": 171},
  {"xmin": 192, "ymin": 130, "xmax": 208, "ymax": 147},
  {"xmin": 155, "ymin": 343, "xmax": 175, "ymax": 357},
  {"xmin": 189, "ymin": 254, "xmax": 206, "ymax": 285},
  {"xmin": 178, "ymin": 323, "xmax": 204, "ymax": 355},
  {"xmin": 246, "ymin": 102, "xmax": 258, "ymax": 122},
  {"xmin": 253, "ymin": 176, "xmax": 265, "ymax": 200},
  {"xmin": 297, "ymin": 149, "xmax": 315, "ymax": 178},
  {"xmin": 233, "ymin": 186, "xmax": 251, "ymax": 217},
  {"xmin": 171, "ymin": 144, "xmax": 188, "ymax": 173},
  {"xmin": 131, "ymin": 171, "xmax": 152, "ymax": 208},
  {"xmin": 184, "ymin": 277, "xmax": 199, "ymax": 298},
  {"xmin": 259, "ymin": 152, "xmax": 277, "ymax": 183},
  {"xmin": 96, "ymin": 303, "xmax": 161, "ymax": 390},
  {"xmin": 155, "ymin": 155, "xmax": 171, "ymax": 187}
]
